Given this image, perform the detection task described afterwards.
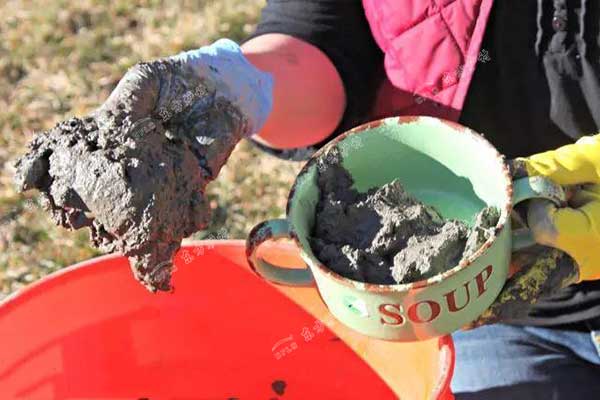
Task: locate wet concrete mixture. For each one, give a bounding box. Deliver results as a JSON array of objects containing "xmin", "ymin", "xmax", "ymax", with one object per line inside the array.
[
  {"xmin": 14, "ymin": 59, "xmax": 250, "ymax": 292},
  {"xmin": 310, "ymin": 148, "xmax": 500, "ymax": 285}
]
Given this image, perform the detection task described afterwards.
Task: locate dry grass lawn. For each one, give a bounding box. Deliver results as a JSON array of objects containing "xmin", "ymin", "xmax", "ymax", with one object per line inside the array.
[{"xmin": 0, "ymin": 0, "xmax": 303, "ymax": 298}]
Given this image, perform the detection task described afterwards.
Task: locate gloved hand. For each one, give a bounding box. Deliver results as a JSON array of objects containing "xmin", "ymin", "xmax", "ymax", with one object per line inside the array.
[
  {"xmin": 516, "ymin": 135, "xmax": 600, "ymax": 281},
  {"xmin": 465, "ymin": 137, "xmax": 600, "ymax": 327},
  {"xmin": 15, "ymin": 39, "xmax": 273, "ymax": 292},
  {"xmin": 99, "ymin": 38, "xmax": 273, "ymax": 172}
]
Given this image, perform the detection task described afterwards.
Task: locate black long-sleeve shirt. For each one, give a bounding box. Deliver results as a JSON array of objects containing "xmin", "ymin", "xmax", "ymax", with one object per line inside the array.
[{"xmin": 249, "ymin": 0, "xmax": 600, "ymax": 327}]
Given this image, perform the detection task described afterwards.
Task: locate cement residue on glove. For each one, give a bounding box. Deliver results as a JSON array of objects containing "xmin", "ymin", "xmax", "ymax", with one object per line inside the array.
[
  {"xmin": 14, "ymin": 40, "xmax": 272, "ymax": 292},
  {"xmin": 309, "ymin": 148, "xmax": 500, "ymax": 285}
]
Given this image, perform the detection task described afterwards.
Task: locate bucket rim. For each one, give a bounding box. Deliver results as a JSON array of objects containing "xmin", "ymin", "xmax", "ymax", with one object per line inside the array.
[{"xmin": 0, "ymin": 239, "xmax": 244, "ymax": 311}]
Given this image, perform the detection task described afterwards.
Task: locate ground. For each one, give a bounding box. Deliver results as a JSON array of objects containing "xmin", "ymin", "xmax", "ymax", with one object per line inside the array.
[{"xmin": 0, "ymin": 0, "xmax": 303, "ymax": 299}]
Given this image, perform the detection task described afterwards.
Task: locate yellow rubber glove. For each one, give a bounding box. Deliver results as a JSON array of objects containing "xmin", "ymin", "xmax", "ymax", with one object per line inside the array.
[{"xmin": 521, "ymin": 135, "xmax": 600, "ymax": 281}]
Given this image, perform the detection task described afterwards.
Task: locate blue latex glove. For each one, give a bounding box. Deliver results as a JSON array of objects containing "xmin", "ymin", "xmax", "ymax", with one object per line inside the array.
[
  {"xmin": 100, "ymin": 38, "xmax": 273, "ymax": 138},
  {"xmin": 171, "ymin": 39, "xmax": 273, "ymax": 135},
  {"xmin": 14, "ymin": 39, "xmax": 274, "ymax": 293}
]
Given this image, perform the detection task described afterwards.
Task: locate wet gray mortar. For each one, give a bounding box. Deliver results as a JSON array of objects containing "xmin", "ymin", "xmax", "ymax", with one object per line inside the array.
[
  {"xmin": 14, "ymin": 59, "xmax": 249, "ymax": 292},
  {"xmin": 309, "ymin": 147, "xmax": 500, "ymax": 284}
]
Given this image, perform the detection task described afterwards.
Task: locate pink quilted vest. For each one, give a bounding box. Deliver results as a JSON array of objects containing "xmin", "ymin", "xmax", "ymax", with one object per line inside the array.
[{"xmin": 362, "ymin": 0, "xmax": 494, "ymax": 121}]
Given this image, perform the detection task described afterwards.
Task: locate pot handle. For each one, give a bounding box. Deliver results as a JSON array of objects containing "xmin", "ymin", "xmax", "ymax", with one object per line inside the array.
[
  {"xmin": 246, "ymin": 218, "xmax": 315, "ymax": 286},
  {"xmin": 510, "ymin": 176, "xmax": 566, "ymax": 251}
]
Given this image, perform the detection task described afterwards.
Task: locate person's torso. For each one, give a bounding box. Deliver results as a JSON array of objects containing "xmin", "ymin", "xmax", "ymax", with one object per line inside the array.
[
  {"xmin": 367, "ymin": 0, "xmax": 600, "ymax": 325},
  {"xmin": 363, "ymin": 0, "xmax": 494, "ymax": 122}
]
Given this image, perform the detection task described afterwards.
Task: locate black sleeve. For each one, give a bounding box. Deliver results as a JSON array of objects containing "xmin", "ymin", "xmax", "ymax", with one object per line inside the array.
[{"xmin": 246, "ymin": 0, "xmax": 384, "ymax": 145}]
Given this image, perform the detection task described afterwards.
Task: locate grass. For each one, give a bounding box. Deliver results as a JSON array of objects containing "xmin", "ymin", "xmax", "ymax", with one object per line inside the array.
[{"xmin": 0, "ymin": 0, "xmax": 303, "ymax": 298}]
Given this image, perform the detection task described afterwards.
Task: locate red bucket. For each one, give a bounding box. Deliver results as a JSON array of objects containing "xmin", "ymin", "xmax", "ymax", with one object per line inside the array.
[{"xmin": 0, "ymin": 240, "xmax": 454, "ymax": 399}]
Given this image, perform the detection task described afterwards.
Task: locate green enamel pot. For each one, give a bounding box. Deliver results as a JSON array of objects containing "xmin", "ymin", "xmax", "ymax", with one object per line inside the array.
[{"xmin": 246, "ymin": 116, "xmax": 565, "ymax": 341}]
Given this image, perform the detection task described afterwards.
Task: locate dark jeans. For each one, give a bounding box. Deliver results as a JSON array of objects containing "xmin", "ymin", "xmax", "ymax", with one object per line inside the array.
[{"xmin": 451, "ymin": 323, "xmax": 600, "ymax": 399}]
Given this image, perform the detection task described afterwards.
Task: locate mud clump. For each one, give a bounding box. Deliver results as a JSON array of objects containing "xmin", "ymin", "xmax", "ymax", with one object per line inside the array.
[
  {"xmin": 309, "ymin": 148, "xmax": 500, "ymax": 284},
  {"xmin": 271, "ymin": 380, "xmax": 287, "ymax": 396},
  {"xmin": 14, "ymin": 59, "xmax": 250, "ymax": 292}
]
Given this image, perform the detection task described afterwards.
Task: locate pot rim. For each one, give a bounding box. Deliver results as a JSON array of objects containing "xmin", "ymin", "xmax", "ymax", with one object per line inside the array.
[{"xmin": 286, "ymin": 116, "xmax": 513, "ymax": 294}]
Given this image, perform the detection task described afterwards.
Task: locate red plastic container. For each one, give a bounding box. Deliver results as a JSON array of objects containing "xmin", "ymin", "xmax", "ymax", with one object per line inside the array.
[{"xmin": 0, "ymin": 240, "xmax": 454, "ymax": 399}]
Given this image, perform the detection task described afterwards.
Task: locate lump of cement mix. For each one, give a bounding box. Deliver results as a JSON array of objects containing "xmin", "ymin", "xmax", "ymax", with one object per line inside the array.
[
  {"xmin": 309, "ymin": 147, "xmax": 500, "ymax": 284},
  {"xmin": 14, "ymin": 59, "xmax": 250, "ymax": 292}
]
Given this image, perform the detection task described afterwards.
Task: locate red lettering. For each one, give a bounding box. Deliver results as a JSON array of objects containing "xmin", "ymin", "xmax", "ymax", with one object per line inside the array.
[
  {"xmin": 475, "ymin": 265, "xmax": 493, "ymax": 297},
  {"xmin": 378, "ymin": 303, "xmax": 405, "ymax": 326},
  {"xmin": 444, "ymin": 282, "xmax": 471, "ymax": 312},
  {"xmin": 407, "ymin": 300, "xmax": 441, "ymax": 323}
]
